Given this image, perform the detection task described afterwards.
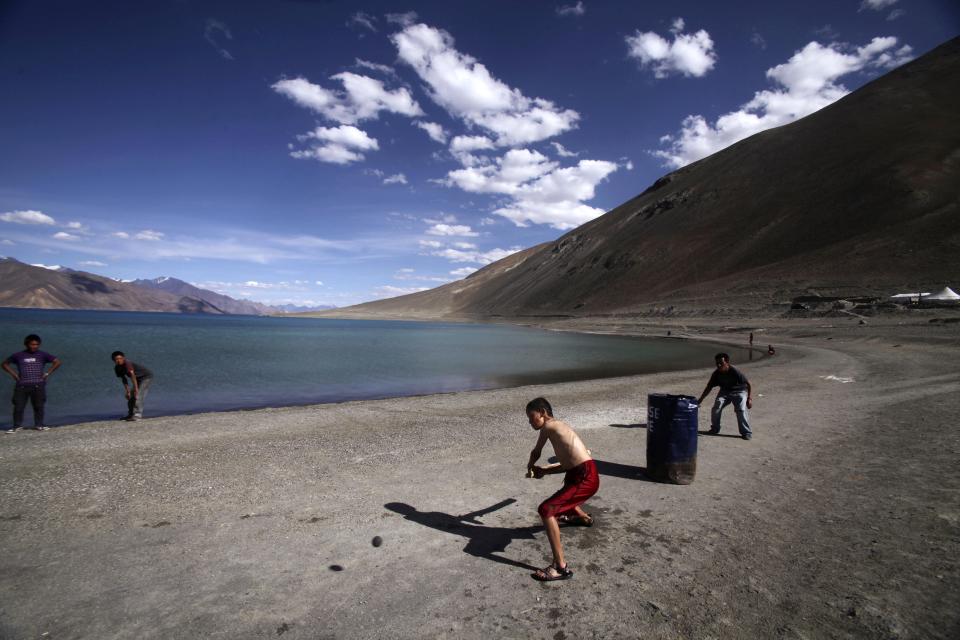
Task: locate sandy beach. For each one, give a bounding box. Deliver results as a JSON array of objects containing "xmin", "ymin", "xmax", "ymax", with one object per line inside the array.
[{"xmin": 1, "ymin": 316, "xmax": 958, "ymax": 639}]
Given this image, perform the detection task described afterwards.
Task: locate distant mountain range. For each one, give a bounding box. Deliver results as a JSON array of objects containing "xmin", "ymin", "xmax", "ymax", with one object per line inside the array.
[
  {"xmin": 0, "ymin": 258, "xmax": 224, "ymax": 313},
  {"xmin": 130, "ymin": 277, "xmax": 273, "ymax": 316},
  {"xmin": 321, "ymin": 37, "xmax": 960, "ymax": 320},
  {"xmin": 270, "ymin": 303, "xmax": 338, "ymax": 313},
  {"xmin": 0, "ymin": 259, "xmax": 336, "ymax": 315}
]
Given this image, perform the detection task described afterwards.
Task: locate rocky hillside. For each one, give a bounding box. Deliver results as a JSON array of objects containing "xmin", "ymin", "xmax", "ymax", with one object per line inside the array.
[
  {"xmin": 0, "ymin": 259, "xmax": 223, "ymax": 314},
  {"xmin": 326, "ymin": 37, "xmax": 960, "ymax": 320}
]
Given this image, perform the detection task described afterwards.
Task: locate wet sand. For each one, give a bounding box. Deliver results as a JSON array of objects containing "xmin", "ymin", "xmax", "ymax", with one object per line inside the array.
[{"xmin": 1, "ymin": 316, "xmax": 958, "ymax": 639}]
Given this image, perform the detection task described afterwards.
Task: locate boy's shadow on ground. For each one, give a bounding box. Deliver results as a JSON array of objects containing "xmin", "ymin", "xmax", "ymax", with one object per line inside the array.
[
  {"xmin": 698, "ymin": 430, "xmax": 743, "ymax": 439},
  {"xmin": 609, "ymin": 422, "xmax": 646, "ymax": 429},
  {"xmin": 385, "ymin": 499, "xmax": 542, "ymax": 571}
]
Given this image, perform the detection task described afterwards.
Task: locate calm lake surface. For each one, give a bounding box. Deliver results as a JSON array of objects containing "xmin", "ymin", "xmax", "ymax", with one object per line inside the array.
[{"xmin": 0, "ymin": 309, "xmax": 750, "ymax": 426}]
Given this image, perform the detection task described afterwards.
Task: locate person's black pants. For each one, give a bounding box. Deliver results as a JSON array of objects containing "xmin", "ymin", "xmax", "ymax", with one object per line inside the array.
[{"xmin": 12, "ymin": 383, "xmax": 46, "ymax": 428}]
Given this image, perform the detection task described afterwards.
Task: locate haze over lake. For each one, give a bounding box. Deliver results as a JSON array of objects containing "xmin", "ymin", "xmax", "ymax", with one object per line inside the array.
[{"xmin": 0, "ymin": 308, "xmax": 749, "ymax": 426}]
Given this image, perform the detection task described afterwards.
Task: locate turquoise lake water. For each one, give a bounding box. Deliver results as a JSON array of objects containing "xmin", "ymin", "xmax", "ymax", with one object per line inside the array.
[{"xmin": 0, "ymin": 309, "xmax": 750, "ymax": 426}]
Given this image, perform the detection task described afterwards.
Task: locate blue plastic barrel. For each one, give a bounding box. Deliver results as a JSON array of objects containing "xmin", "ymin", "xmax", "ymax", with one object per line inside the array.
[{"xmin": 646, "ymin": 394, "xmax": 699, "ymax": 484}]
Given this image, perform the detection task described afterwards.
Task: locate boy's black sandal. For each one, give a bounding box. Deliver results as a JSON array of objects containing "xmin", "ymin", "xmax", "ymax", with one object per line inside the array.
[{"xmin": 533, "ymin": 563, "xmax": 573, "ymax": 581}]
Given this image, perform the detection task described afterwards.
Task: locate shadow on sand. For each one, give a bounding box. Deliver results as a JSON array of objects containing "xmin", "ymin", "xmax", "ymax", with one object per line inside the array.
[
  {"xmin": 698, "ymin": 430, "xmax": 743, "ymax": 439},
  {"xmin": 593, "ymin": 459, "xmax": 657, "ymax": 482},
  {"xmin": 609, "ymin": 423, "xmax": 647, "ymax": 429},
  {"xmin": 385, "ymin": 499, "xmax": 541, "ymax": 571},
  {"xmin": 546, "ymin": 455, "xmax": 654, "ymax": 482}
]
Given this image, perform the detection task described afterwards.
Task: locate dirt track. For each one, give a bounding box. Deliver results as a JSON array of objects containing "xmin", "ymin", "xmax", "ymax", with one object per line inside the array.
[{"xmin": 1, "ymin": 317, "xmax": 958, "ymax": 639}]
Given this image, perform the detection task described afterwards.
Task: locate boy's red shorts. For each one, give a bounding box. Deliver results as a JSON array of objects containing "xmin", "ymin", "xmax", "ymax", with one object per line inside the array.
[{"xmin": 538, "ymin": 459, "xmax": 599, "ymax": 519}]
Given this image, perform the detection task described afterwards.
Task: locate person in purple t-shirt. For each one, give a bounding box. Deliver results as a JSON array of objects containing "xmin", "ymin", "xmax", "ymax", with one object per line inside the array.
[{"xmin": 2, "ymin": 334, "xmax": 62, "ymax": 433}]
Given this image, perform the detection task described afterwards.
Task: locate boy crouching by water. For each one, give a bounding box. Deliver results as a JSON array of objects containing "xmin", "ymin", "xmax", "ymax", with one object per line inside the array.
[{"xmin": 526, "ymin": 397, "xmax": 599, "ymax": 581}]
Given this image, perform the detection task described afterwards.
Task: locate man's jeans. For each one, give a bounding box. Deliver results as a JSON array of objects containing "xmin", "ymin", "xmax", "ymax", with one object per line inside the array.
[
  {"xmin": 126, "ymin": 377, "xmax": 153, "ymax": 419},
  {"xmin": 12, "ymin": 383, "xmax": 46, "ymax": 428},
  {"xmin": 710, "ymin": 390, "xmax": 752, "ymax": 437}
]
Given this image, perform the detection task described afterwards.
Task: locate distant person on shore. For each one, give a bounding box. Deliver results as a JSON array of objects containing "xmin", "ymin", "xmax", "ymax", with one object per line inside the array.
[
  {"xmin": 767, "ymin": 345, "xmax": 776, "ymax": 356},
  {"xmin": 697, "ymin": 353, "xmax": 753, "ymax": 440},
  {"xmin": 2, "ymin": 334, "xmax": 61, "ymax": 432},
  {"xmin": 112, "ymin": 351, "xmax": 153, "ymax": 421},
  {"xmin": 525, "ymin": 397, "xmax": 599, "ymax": 581}
]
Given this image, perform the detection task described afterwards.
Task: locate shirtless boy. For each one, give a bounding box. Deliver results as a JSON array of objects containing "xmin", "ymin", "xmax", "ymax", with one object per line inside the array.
[{"xmin": 525, "ymin": 397, "xmax": 599, "ymax": 581}]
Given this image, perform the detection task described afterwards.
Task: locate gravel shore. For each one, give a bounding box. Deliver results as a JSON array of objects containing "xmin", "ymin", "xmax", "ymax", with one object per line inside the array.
[{"xmin": 1, "ymin": 316, "xmax": 958, "ymax": 639}]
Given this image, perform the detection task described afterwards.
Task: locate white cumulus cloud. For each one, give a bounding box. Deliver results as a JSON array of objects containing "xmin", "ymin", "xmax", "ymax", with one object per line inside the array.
[
  {"xmin": 450, "ymin": 266, "xmax": 478, "ymax": 278},
  {"xmin": 443, "ymin": 149, "xmax": 618, "ymax": 229},
  {"xmin": 290, "ymin": 125, "xmax": 380, "ymax": 165},
  {"xmin": 450, "ymin": 135, "xmax": 496, "ymax": 153},
  {"xmin": 551, "ymin": 142, "xmax": 578, "ymax": 157},
  {"xmin": 1, "ymin": 210, "xmax": 56, "ymax": 225},
  {"xmin": 655, "ymin": 36, "xmax": 914, "ymax": 168},
  {"xmin": 446, "ymin": 149, "xmax": 557, "ymax": 195},
  {"xmin": 556, "ymin": 2, "xmax": 586, "ymax": 17},
  {"xmin": 375, "ymin": 285, "xmax": 429, "ymax": 298},
  {"xmin": 449, "ymin": 135, "xmax": 496, "ymax": 166},
  {"xmin": 385, "ymin": 11, "xmax": 418, "ymax": 27},
  {"xmin": 429, "ymin": 245, "xmax": 522, "ymax": 265},
  {"xmin": 493, "ymin": 159, "xmax": 619, "ymax": 229},
  {"xmin": 626, "ymin": 18, "xmax": 717, "ymax": 79},
  {"xmin": 135, "ymin": 230, "xmax": 165, "ymax": 241},
  {"xmin": 52, "ymin": 231, "xmax": 80, "ymax": 241},
  {"xmin": 414, "ymin": 121, "xmax": 448, "ymax": 143},
  {"xmin": 391, "ymin": 23, "xmax": 579, "ymax": 146},
  {"xmin": 354, "ymin": 58, "xmax": 396, "ymax": 76},
  {"xmin": 204, "ymin": 18, "xmax": 234, "ymax": 61},
  {"xmin": 383, "ymin": 173, "xmax": 408, "ymax": 185},
  {"xmin": 349, "ymin": 12, "xmax": 378, "ymax": 32},
  {"xmin": 860, "ymin": 0, "xmax": 898, "ymax": 10},
  {"xmin": 272, "ymin": 73, "xmax": 422, "ymax": 125},
  {"xmin": 426, "ymin": 223, "xmax": 479, "ymax": 237}
]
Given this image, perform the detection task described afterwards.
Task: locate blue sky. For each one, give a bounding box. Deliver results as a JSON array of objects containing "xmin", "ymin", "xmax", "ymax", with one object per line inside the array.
[{"xmin": 1, "ymin": 1, "xmax": 956, "ymax": 307}]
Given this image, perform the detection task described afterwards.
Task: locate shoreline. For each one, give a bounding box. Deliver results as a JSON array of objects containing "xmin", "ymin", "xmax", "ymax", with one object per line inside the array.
[{"xmin": 1, "ymin": 316, "xmax": 957, "ymax": 639}]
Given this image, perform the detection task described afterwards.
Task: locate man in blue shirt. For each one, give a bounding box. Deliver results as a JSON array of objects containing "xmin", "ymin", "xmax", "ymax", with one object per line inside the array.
[
  {"xmin": 697, "ymin": 352, "xmax": 753, "ymax": 440},
  {"xmin": 2, "ymin": 334, "xmax": 62, "ymax": 432}
]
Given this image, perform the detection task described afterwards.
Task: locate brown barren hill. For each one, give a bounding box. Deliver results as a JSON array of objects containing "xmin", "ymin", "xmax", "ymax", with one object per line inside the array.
[
  {"xmin": 325, "ymin": 37, "xmax": 960, "ymax": 320},
  {"xmin": 0, "ymin": 259, "xmax": 224, "ymax": 313}
]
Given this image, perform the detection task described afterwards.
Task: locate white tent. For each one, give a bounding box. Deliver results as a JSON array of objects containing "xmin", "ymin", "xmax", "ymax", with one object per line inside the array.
[{"xmin": 924, "ymin": 287, "xmax": 960, "ymax": 301}]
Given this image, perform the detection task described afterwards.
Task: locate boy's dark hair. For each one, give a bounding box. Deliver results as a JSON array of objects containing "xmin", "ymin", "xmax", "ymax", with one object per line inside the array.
[
  {"xmin": 24, "ymin": 334, "xmax": 41, "ymax": 345},
  {"xmin": 526, "ymin": 397, "xmax": 554, "ymax": 417},
  {"xmin": 715, "ymin": 352, "xmax": 730, "ymax": 363},
  {"xmin": 111, "ymin": 351, "xmax": 125, "ymax": 359}
]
